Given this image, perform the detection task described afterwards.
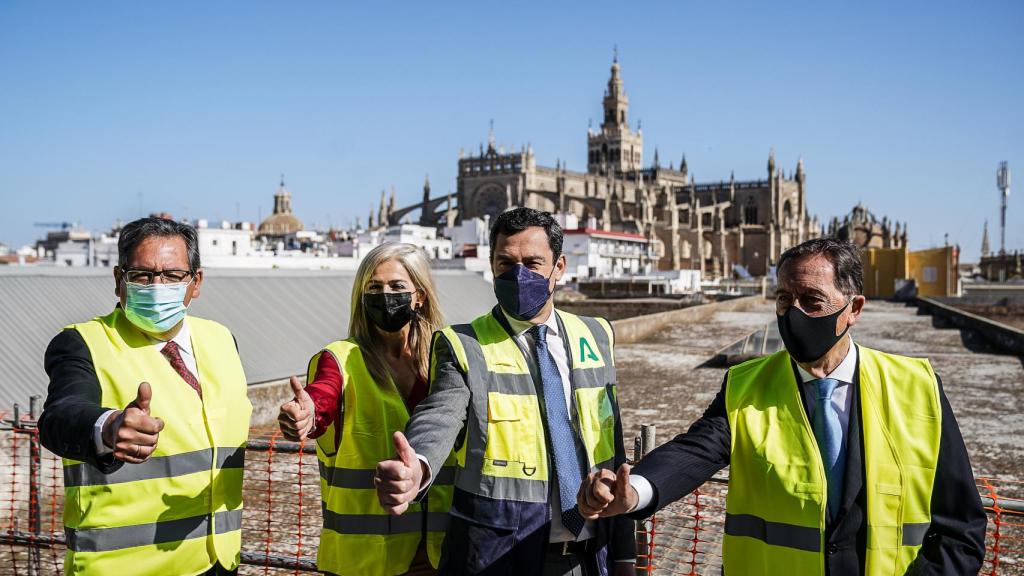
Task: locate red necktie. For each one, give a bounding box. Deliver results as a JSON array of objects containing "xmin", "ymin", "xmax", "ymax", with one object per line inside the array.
[{"xmin": 161, "ymin": 340, "xmax": 203, "ymax": 399}]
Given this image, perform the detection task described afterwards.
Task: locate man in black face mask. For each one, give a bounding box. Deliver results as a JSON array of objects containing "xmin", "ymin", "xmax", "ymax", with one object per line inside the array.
[
  {"xmin": 577, "ymin": 237, "xmax": 986, "ymax": 575},
  {"xmin": 376, "ymin": 207, "xmax": 637, "ymax": 576}
]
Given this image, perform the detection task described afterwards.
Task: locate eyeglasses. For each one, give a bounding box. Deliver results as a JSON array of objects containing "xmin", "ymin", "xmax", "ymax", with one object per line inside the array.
[{"xmin": 121, "ymin": 269, "xmax": 194, "ymax": 285}]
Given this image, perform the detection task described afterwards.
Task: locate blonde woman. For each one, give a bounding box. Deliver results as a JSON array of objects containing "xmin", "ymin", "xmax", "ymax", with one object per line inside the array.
[{"xmin": 278, "ymin": 242, "xmax": 453, "ymax": 576}]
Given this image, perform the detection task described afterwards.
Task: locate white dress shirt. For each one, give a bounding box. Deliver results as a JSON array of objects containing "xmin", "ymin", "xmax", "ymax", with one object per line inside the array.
[
  {"xmin": 93, "ymin": 320, "xmax": 199, "ymax": 455},
  {"xmin": 629, "ymin": 340, "xmax": 858, "ymax": 512}
]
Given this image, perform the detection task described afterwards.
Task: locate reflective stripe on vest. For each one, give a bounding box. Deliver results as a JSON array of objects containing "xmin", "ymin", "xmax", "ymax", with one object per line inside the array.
[
  {"xmin": 437, "ymin": 308, "xmax": 618, "ymax": 505},
  {"xmin": 725, "ymin": 513, "xmax": 821, "ymax": 553},
  {"xmin": 66, "ymin": 509, "xmax": 242, "ymax": 553},
  {"xmin": 64, "ymin": 309, "xmax": 251, "ymax": 576},
  {"xmin": 64, "ymin": 446, "xmax": 245, "ymax": 487},
  {"xmin": 322, "ymin": 509, "xmax": 451, "ymax": 535},
  {"xmin": 310, "ymin": 339, "xmax": 454, "ymax": 576},
  {"xmin": 318, "ymin": 462, "xmax": 457, "ymax": 490},
  {"xmin": 723, "ymin": 345, "xmax": 941, "ymax": 576}
]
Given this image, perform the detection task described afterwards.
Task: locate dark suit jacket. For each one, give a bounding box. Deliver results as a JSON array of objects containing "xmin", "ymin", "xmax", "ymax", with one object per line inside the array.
[
  {"xmin": 629, "ymin": 348, "xmax": 987, "ymax": 575},
  {"xmin": 39, "ymin": 328, "xmax": 125, "ymax": 473}
]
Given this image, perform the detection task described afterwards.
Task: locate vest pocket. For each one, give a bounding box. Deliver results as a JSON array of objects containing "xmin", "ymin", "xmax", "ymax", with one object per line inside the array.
[
  {"xmin": 876, "ymin": 483, "xmax": 901, "ymax": 496},
  {"xmin": 483, "ymin": 392, "xmax": 542, "ymax": 479},
  {"xmin": 574, "ymin": 387, "xmax": 616, "ymax": 468}
]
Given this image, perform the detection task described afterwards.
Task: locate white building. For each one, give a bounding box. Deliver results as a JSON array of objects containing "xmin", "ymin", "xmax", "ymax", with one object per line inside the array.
[
  {"xmin": 444, "ymin": 217, "xmax": 490, "ymax": 260},
  {"xmin": 649, "ymin": 269, "xmax": 703, "ymax": 294},
  {"xmin": 195, "ymin": 219, "xmax": 255, "ymax": 258},
  {"xmin": 384, "ymin": 225, "xmax": 453, "ymax": 260},
  {"xmin": 52, "ymin": 231, "xmax": 119, "ymax": 268},
  {"xmin": 562, "ymin": 228, "xmax": 654, "ymax": 280},
  {"xmin": 339, "ymin": 225, "xmax": 455, "ymax": 260}
]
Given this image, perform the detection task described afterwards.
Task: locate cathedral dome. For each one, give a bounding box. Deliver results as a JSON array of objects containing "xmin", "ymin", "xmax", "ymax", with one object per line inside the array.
[
  {"xmin": 258, "ymin": 212, "xmax": 303, "ymax": 236},
  {"xmin": 258, "ymin": 176, "xmax": 304, "ymax": 236}
]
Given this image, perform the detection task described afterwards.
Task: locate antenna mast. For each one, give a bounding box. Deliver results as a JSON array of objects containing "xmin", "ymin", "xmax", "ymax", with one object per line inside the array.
[{"xmin": 997, "ymin": 161, "xmax": 1011, "ymax": 255}]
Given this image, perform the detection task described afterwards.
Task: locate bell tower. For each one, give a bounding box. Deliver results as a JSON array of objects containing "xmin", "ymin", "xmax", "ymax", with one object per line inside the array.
[{"xmin": 588, "ymin": 49, "xmax": 643, "ymax": 176}]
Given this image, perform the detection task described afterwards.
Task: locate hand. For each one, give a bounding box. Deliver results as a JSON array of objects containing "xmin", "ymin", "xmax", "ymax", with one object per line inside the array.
[
  {"xmin": 612, "ymin": 562, "xmax": 637, "ymax": 576},
  {"xmin": 278, "ymin": 376, "xmax": 315, "ymax": 441},
  {"xmin": 577, "ymin": 463, "xmax": 637, "ymax": 519},
  {"xmin": 374, "ymin": 431, "xmax": 425, "ymax": 515},
  {"xmin": 101, "ymin": 382, "xmax": 165, "ymax": 464}
]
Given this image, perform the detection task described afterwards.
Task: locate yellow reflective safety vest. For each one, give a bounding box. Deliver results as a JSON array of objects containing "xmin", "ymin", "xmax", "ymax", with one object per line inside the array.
[
  {"xmin": 62, "ymin": 307, "xmax": 251, "ymax": 576},
  {"xmin": 724, "ymin": 345, "xmax": 941, "ymax": 576},
  {"xmin": 310, "ymin": 339, "xmax": 455, "ymax": 576},
  {"xmin": 438, "ymin": 308, "xmax": 618, "ymax": 524}
]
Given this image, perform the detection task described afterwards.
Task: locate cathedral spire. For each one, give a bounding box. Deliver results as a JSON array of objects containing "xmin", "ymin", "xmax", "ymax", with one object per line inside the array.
[
  {"xmin": 587, "ymin": 50, "xmax": 642, "ymax": 175},
  {"xmin": 981, "ymin": 220, "xmax": 991, "ymax": 258},
  {"xmin": 603, "ymin": 51, "xmax": 628, "ymax": 129}
]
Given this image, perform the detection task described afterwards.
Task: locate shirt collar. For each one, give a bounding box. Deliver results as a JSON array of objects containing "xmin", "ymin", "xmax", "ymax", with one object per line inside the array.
[
  {"xmin": 501, "ymin": 306, "xmax": 560, "ymax": 339},
  {"xmin": 796, "ymin": 338, "xmax": 857, "ymax": 384},
  {"xmin": 153, "ymin": 317, "xmax": 194, "ymax": 358}
]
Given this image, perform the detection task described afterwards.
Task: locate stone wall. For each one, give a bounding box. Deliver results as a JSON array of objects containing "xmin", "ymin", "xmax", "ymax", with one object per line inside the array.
[{"xmin": 609, "ymin": 295, "xmax": 763, "ymax": 344}]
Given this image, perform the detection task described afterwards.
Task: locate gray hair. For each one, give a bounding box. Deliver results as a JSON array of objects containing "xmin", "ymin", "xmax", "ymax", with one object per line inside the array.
[
  {"xmin": 117, "ymin": 217, "xmax": 201, "ymax": 271},
  {"xmin": 777, "ymin": 237, "xmax": 863, "ymax": 296}
]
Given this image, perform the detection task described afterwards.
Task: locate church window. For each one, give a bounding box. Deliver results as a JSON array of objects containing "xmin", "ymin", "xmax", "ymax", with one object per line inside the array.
[
  {"xmin": 783, "ymin": 200, "xmax": 793, "ymax": 225},
  {"xmin": 744, "ymin": 196, "xmax": 758, "ymax": 225}
]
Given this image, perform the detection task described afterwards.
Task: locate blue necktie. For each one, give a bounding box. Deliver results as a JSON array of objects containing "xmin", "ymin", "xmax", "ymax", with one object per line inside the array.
[
  {"xmin": 810, "ymin": 378, "xmax": 845, "ymax": 521},
  {"xmin": 530, "ymin": 325, "xmax": 586, "ymax": 537}
]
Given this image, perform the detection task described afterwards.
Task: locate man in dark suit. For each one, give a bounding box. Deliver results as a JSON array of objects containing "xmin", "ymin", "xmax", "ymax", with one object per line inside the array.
[
  {"xmin": 577, "ymin": 237, "xmax": 986, "ymax": 575},
  {"xmin": 39, "ymin": 217, "xmax": 251, "ymax": 576},
  {"xmin": 376, "ymin": 208, "xmax": 636, "ymax": 575}
]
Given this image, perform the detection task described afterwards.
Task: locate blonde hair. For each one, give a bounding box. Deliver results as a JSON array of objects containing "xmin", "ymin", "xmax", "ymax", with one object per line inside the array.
[{"xmin": 349, "ymin": 242, "xmax": 444, "ymax": 387}]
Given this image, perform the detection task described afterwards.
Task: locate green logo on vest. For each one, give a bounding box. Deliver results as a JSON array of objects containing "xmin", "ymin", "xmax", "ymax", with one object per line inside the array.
[{"xmin": 579, "ymin": 337, "xmax": 600, "ymax": 363}]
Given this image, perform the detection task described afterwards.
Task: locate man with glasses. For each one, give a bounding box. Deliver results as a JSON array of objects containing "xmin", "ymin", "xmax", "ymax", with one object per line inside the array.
[
  {"xmin": 577, "ymin": 237, "xmax": 986, "ymax": 575},
  {"xmin": 39, "ymin": 216, "xmax": 251, "ymax": 576}
]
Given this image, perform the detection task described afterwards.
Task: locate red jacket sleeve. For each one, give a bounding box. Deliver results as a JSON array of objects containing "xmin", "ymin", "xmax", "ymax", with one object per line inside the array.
[{"xmin": 306, "ymin": 351, "xmax": 344, "ymax": 441}]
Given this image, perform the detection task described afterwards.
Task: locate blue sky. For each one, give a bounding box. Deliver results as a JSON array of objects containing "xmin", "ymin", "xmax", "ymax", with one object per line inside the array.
[{"xmin": 1, "ymin": 1, "xmax": 1021, "ymax": 261}]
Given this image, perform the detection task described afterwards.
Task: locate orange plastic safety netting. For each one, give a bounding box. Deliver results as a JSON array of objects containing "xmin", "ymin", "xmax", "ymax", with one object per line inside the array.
[{"xmin": 1, "ymin": 419, "xmax": 1022, "ymax": 575}]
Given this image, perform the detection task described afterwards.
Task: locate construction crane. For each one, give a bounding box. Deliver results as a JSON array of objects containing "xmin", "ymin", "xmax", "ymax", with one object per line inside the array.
[{"xmin": 33, "ymin": 222, "xmax": 76, "ymax": 230}]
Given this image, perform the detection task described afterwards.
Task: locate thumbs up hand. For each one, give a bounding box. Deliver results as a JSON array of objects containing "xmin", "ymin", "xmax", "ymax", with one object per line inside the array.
[
  {"xmin": 374, "ymin": 431, "xmax": 426, "ymax": 515},
  {"xmin": 278, "ymin": 376, "xmax": 315, "ymax": 441},
  {"xmin": 102, "ymin": 382, "xmax": 166, "ymax": 464},
  {"xmin": 577, "ymin": 463, "xmax": 637, "ymax": 519}
]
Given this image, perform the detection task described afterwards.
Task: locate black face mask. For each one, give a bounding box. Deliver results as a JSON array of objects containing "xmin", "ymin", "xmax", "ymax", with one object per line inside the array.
[
  {"xmin": 777, "ymin": 300, "xmax": 851, "ymax": 363},
  {"xmin": 363, "ymin": 292, "xmax": 417, "ymax": 333}
]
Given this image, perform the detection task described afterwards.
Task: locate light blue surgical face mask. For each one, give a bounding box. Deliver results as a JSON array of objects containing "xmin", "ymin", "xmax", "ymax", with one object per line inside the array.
[{"xmin": 123, "ymin": 280, "xmax": 192, "ymax": 334}]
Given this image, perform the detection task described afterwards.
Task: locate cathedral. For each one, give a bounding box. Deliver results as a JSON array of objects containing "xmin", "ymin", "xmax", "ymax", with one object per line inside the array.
[{"xmin": 440, "ymin": 56, "xmax": 821, "ymax": 278}]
